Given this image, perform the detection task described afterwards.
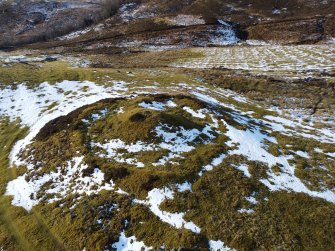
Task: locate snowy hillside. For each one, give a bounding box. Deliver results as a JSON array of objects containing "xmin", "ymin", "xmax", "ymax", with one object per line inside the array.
[{"xmin": 0, "ymin": 1, "xmax": 335, "ymax": 250}]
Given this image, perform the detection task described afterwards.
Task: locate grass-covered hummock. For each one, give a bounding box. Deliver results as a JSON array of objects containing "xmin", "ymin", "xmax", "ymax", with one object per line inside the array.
[{"xmin": 0, "ymin": 52, "xmax": 334, "ymax": 250}]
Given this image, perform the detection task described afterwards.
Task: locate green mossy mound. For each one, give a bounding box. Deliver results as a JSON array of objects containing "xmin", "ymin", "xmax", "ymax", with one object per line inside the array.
[{"xmin": 5, "ymin": 91, "xmax": 335, "ymax": 250}]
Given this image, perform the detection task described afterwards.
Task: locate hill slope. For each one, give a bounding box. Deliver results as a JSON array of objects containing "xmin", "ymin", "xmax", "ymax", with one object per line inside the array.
[
  {"xmin": 0, "ymin": 1, "xmax": 335, "ymax": 251},
  {"xmin": 1, "ymin": 0, "xmax": 335, "ymax": 50}
]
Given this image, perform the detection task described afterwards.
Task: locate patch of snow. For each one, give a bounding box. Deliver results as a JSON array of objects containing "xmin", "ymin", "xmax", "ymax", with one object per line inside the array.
[
  {"xmin": 0, "ymin": 81, "xmax": 129, "ymax": 167},
  {"xmin": 272, "ymin": 8, "xmax": 287, "ymax": 15},
  {"xmin": 234, "ymin": 164, "xmax": 251, "ymax": 178},
  {"xmin": 173, "ymin": 45, "xmax": 335, "ymax": 80},
  {"xmin": 314, "ymin": 148, "xmax": 323, "ymax": 153},
  {"xmin": 210, "ymin": 20, "xmax": 239, "ymax": 46},
  {"xmin": 112, "ymin": 231, "xmax": 151, "ymax": 251},
  {"xmin": 0, "ymin": 54, "xmax": 58, "ymax": 63},
  {"xmin": 199, "ymin": 154, "xmax": 226, "ymax": 176},
  {"xmin": 112, "ymin": 81, "xmax": 131, "ymax": 91},
  {"xmin": 92, "ymin": 115, "xmax": 217, "ymax": 167},
  {"xmin": 265, "ymin": 115, "xmax": 335, "ymax": 143},
  {"xmin": 66, "ymin": 57, "xmax": 90, "ymax": 68},
  {"xmin": 135, "ymin": 187, "xmax": 201, "ymax": 234},
  {"xmin": 326, "ymin": 152, "xmax": 335, "ymax": 158},
  {"xmin": 116, "ymin": 188, "xmax": 129, "ymax": 196},
  {"xmin": 93, "ymin": 139, "xmax": 156, "ymax": 168},
  {"xmin": 116, "ymin": 107, "xmax": 125, "ymax": 114},
  {"xmin": 183, "ymin": 106, "xmax": 208, "ymax": 119},
  {"xmin": 326, "ymin": 37, "xmax": 335, "ymax": 44},
  {"xmin": 272, "ymin": 8, "xmax": 281, "ymax": 14},
  {"xmin": 245, "ymin": 40, "xmax": 270, "ymax": 46},
  {"xmin": 6, "ymin": 175, "xmax": 47, "ymax": 211},
  {"xmin": 153, "ymin": 123, "xmax": 216, "ymax": 166},
  {"xmin": 166, "ymin": 15, "xmax": 205, "ymax": 26},
  {"xmin": 295, "ymin": 150, "xmax": 310, "ymax": 159},
  {"xmin": 6, "ymin": 157, "xmax": 114, "ymax": 211},
  {"xmin": 119, "ymin": 2, "xmax": 155, "ymax": 22},
  {"xmin": 209, "ymin": 240, "xmax": 235, "ymax": 251},
  {"xmin": 176, "ymin": 182, "xmax": 192, "ymax": 192},
  {"xmin": 238, "ymin": 208, "xmax": 255, "ymax": 214},
  {"xmin": 245, "ymin": 194, "xmax": 258, "ymax": 204},
  {"xmin": 82, "ymin": 108, "xmax": 109, "ymax": 124},
  {"xmin": 142, "ymin": 44, "xmax": 189, "ymax": 52},
  {"xmin": 191, "ymin": 91, "xmax": 221, "ymax": 106},
  {"xmin": 222, "ymin": 119, "xmax": 335, "ymax": 203},
  {"xmin": 57, "ymin": 27, "xmax": 92, "ymax": 41},
  {"xmin": 217, "ymin": 19, "xmax": 230, "ymax": 26},
  {"xmin": 139, "ymin": 100, "xmax": 177, "ymax": 111}
]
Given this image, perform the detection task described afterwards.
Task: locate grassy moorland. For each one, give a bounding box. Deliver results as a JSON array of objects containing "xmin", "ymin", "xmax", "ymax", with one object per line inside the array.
[{"xmin": 0, "ymin": 47, "xmax": 334, "ymax": 250}]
